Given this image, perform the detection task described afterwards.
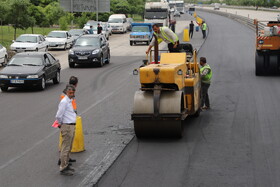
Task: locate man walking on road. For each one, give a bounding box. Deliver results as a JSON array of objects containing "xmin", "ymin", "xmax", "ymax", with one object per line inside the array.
[
  {"xmin": 200, "ymin": 57, "xmax": 212, "ymax": 110},
  {"xmin": 201, "ymin": 21, "xmax": 207, "ymax": 39},
  {"xmin": 56, "ymin": 85, "xmax": 77, "ymax": 176},
  {"xmin": 146, "ymin": 24, "xmax": 179, "ymax": 54},
  {"xmin": 189, "ymin": 21, "xmax": 194, "ymax": 39},
  {"xmin": 97, "ymin": 23, "xmax": 103, "ymax": 34}
]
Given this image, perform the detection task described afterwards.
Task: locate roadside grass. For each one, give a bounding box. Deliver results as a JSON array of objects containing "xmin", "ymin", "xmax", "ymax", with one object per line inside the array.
[{"xmin": 0, "ymin": 26, "xmax": 60, "ymax": 49}]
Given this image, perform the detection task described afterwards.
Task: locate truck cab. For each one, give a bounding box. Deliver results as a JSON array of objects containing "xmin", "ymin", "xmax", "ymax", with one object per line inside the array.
[{"xmin": 129, "ymin": 23, "xmax": 153, "ymax": 46}]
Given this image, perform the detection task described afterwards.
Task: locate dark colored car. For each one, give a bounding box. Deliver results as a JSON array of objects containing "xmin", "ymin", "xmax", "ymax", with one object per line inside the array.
[
  {"xmin": 0, "ymin": 52, "xmax": 61, "ymax": 92},
  {"xmin": 68, "ymin": 29, "xmax": 86, "ymax": 42},
  {"xmin": 68, "ymin": 34, "xmax": 110, "ymax": 68}
]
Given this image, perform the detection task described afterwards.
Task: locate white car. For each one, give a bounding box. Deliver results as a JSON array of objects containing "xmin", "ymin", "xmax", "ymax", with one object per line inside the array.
[
  {"xmin": 83, "ymin": 20, "xmax": 98, "ymax": 30},
  {"xmin": 45, "ymin": 31, "xmax": 74, "ymax": 50},
  {"xmin": 0, "ymin": 44, "xmax": 8, "ymax": 66},
  {"xmin": 10, "ymin": 34, "xmax": 48, "ymax": 53}
]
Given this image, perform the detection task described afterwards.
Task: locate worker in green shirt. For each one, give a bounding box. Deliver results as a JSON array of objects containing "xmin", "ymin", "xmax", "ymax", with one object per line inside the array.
[{"xmin": 200, "ymin": 57, "xmax": 212, "ymax": 110}]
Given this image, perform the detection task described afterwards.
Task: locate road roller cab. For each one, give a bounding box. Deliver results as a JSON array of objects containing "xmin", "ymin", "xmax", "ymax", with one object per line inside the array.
[
  {"xmin": 132, "ymin": 49, "xmax": 201, "ymax": 138},
  {"xmin": 254, "ymin": 19, "xmax": 280, "ymax": 75}
]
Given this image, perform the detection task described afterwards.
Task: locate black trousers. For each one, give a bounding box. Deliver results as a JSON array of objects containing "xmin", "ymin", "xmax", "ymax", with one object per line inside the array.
[
  {"xmin": 189, "ymin": 29, "xmax": 193, "ymax": 38},
  {"xmin": 201, "ymin": 82, "xmax": 210, "ymax": 107},
  {"xmin": 202, "ymin": 30, "xmax": 206, "ymax": 38},
  {"xmin": 168, "ymin": 42, "xmax": 180, "ymax": 53}
]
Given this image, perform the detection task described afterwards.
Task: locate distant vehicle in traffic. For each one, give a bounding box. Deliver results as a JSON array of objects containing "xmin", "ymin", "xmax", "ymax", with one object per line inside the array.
[
  {"xmin": 101, "ymin": 22, "xmax": 112, "ymax": 36},
  {"xmin": 214, "ymin": 3, "xmax": 220, "ymax": 10},
  {"xmin": 83, "ymin": 20, "xmax": 98, "ymax": 30},
  {"xmin": 90, "ymin": 23, "xmax": 110, "ymax": 40},
  {"xmin": 0, "ymin": 52, "xmax": 61, "ymax": 91},
  {"xmin": 45, "ymin": 31, "xmax": 74, "ymax": 50},
  {"xmin": 174, "ymin": 10, "xmax": 181, "ymax": 17},
  {"xmin": 0, "ymin": 44, "xmax": 8, "ymax": 66},
  {"xmin": 68, "ymin": 34, "xmax": 110, "ymax": 68},
  {"xmin": 68, "ymin": 29, "xmax": 85, "ymax": 42},
  {"xmin": 126, "ymin": 18, "xmax": 134, "ymax": 31},
  {"xmin": 108, "ymin": 14, "xmax": 129, "ymax": 33},
  {"xmin": 271, "ymin": 6, "xmax": 278, "ymax": 9},
  {"xmin": 10, "ymin": 34, "xmax": 48, "ymax": 53},
  {"xmin": 130, "ymin": 23, "xmax": 153, "ymax": 46}
]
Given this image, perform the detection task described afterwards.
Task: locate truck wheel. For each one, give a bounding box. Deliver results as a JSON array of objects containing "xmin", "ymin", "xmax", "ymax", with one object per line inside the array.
[
  {"xmin": 130, "ymin": 41, "xmax": 133, "ymax": 46},
  {"xmin": 0, "ymin": 86, "xmax": 8, "ymax": 92},
  {"xmin": 255, "ymin": 52, "xmax": 264, "ymax": 76}
]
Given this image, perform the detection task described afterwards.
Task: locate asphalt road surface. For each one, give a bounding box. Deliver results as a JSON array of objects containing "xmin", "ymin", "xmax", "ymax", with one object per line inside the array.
[{"xmin": 96, "ymin": 11, "xmax": 280, "ymax": 187}]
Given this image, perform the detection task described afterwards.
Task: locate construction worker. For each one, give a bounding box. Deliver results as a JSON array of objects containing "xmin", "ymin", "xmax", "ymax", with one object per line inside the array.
[
  {"xmin": 200, "ymin": 57, "xmax": 212, "ymax": 110},
  {"xmin": 146, "ymin": 24, "xmax": 179, "ymax": 54},
  {"xmin": 201, "ymin": 21, "xmax": 207, "ymax": 39}
]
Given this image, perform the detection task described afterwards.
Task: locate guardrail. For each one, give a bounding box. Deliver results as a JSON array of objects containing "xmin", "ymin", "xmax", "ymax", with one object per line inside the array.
[
  {"xmin": 197, "ymin": 8, "xmax": 266, "ymax": 31},
  {"xmin": 200, "ymin": 5, "xmax": 280, "ymax": 13}
]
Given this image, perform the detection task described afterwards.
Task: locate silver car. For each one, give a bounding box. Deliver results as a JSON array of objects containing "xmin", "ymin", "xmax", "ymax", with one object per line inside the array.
[{"xmin": 10, "ymin": 34, "xmax": 48, "ymax": 53}]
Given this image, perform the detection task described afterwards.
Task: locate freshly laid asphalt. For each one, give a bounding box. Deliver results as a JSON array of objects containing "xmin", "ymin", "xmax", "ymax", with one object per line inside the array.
[{"xmin": 96, "ymin": 11, "xmax": 280, "ymax": 187}]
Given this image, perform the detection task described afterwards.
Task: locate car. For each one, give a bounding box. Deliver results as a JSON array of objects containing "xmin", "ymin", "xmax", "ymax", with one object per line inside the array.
[
  {"xmin": 271, "ymin": 6, "xmax": 278, "ymax": 9},
  {"xmin": 0, "ymin": 52, "xmax": 61, "ymax": 91},
  {"xmin": 83, "ymin": 20, "xmax": 98, "ymax": 30},
  {"xmin": 174, "ymin": 10, "xmax": 181, "ymax": 17},
  {"xmin": 45, "ymin": 31, "xmax": 74, "ymax": 50},
  {"xmin": 10, "ymin": 34, "xmax": 48, "ymax": 53},
  {"xmin": 68, "ymin": 34, "xmax": 110, "ymax": 68},
  {"xmin": 68, "ymin": 29, "xmax": 86, "ymax": 42},
  {"xmin": 126, "ymin": 18, "xmax": 134, "ymax": 31},
  {"xmin": 0, "ymin": 44, "xmax": 8, "ymax": 66}
]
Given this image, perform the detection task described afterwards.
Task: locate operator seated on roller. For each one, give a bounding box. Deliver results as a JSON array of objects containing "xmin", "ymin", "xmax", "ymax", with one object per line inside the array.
[{"xmin": 146, "ymin": 24, "xmax": 180, "ymax": 55}]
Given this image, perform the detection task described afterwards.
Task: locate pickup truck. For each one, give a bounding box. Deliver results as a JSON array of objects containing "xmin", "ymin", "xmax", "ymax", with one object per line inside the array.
[{"xmin": 129, "ymin": 23, "xmax": 153, "ymax": 46}]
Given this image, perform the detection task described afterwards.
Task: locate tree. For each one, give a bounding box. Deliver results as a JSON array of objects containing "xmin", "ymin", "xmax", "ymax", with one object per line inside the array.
[
  {"xmin": 6, "ymin": 0, "xmax": 34, "ymax": 39},
  {"xmin": 44, "ymin": 2, "xmax": 65, "ymax": 26}
]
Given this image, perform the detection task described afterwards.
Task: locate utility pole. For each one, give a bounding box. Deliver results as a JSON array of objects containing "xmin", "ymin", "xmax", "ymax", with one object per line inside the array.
[
  {"xmin": 96, "ymin": 0, "xmax": 99, "ymax": 22},
  {"xmin": 71, "ymin": 0, "xmax": 73, "ymax": 28}
]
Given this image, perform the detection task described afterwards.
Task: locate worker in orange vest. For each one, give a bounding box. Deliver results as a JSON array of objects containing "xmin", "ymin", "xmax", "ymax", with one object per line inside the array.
[{"xmin": 60, "ymin": 76, "xmax": 78, "ymax": 113}]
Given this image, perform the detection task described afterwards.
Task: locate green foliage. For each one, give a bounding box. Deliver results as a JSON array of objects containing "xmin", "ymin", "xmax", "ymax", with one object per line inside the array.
[
  {"xmin": 59, "ymin": 16, "xmax": 68, "ymax": 30},
  {"xmin": 44, "ymin": 2, "xmax": 65, "ymax": 25}
]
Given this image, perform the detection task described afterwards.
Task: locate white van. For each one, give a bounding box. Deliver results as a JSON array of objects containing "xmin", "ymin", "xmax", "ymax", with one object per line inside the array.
[{"xmin": 108, "ymin": 14, "xmax": 129, "ymax": 34}]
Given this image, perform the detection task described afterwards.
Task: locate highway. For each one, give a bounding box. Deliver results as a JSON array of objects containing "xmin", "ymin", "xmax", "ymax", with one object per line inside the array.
[
  {"xmin": 0, "ymin": 9, "xmax": 279, "ymax": 187},
  {"xmin": 97, "ymin": 11, "xmax": 280, "ymax": 187}
]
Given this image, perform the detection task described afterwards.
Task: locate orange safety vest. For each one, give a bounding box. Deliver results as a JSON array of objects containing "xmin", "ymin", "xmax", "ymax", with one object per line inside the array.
[{"xmin": 60, "ymin": 94, "xmax": 77, "ymax": 111}]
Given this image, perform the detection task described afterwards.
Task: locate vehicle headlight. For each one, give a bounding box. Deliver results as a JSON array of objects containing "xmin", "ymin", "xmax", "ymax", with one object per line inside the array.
[
  {"xmin": 92, "ymin": 49, "xmax": 100, "ymax": 54},
  {"xmin": 0, "ymin": 75, "xmax": 8, "ymax": 78},
  {"xmin": 69, "ymin": 49, "xmax": 74, "ymax": 55},
  {"xmin": 27, "ymin": 75, "xmax": 39, "ymax": 79},
  {"xmin": 259, "ymin": 40, "xmax": 264, "ymax": 44}
]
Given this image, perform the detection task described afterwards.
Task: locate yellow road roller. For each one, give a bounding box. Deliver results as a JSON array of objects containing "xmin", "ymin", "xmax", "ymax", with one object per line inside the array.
[{"xmin": 131, "ymin": 46, "xmax": 201, "ymax": 138}]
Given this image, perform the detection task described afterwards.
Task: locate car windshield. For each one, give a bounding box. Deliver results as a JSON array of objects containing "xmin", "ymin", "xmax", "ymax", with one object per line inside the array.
[
  {"xmin": 144, "ymin": 11, "xmax": 168, "ymax": 19},
  {"xmin": 69, "ymin": 30, "xmax": 84, "ymax": 36},
  {"xmin": 132, "ymin": 26, "xmax": 149, "ymax": 32},
  {"xmin": 86, "ymin": 21, "xmax": 97, "ymax": 25},
  {"xmin": 16, "ymin": 36, "xmax": 37, "ymax": 43},
  {"xmin": 8, "ymin": 56, "xmax": 43, "ymax": 66},
  {"xmin": 74, "ymin": 37, "xmax": 100, "ymax": 47},
  {"xmin": 108, "ymin": 18, "xmax": 123, "ymax": 23},
  {"xmin": 47, "ymin": 32, "xmax": 66, "ymax": 38}
]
